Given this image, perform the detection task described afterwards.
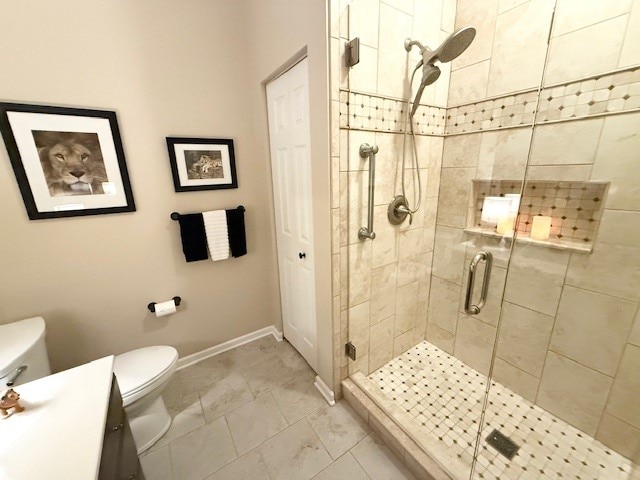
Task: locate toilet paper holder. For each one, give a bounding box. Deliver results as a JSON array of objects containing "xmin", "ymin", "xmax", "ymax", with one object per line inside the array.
[{"xmin": 148, "ymin": 296, "xmax": 182, "ymax": 313}]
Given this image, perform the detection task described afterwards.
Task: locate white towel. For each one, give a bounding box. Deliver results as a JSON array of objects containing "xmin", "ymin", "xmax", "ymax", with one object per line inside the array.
[{"xmin": 202, "ymin": 210, "xmax": 230, "ymax": 261}]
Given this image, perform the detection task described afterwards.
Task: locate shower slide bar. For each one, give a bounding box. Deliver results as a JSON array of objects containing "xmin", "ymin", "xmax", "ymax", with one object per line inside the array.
[
  {"xmin": 464, "ymin": 251, "xmax": 493, "ymax": 315},
  {"xmin": 358, "ymin": 143, "xmax": 378, "ymax": 240}
]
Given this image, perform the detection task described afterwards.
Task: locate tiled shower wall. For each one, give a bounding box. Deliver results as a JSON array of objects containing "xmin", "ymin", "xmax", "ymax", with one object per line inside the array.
[
  {"xmin": 327, "ymin": 0, "xmax": 455, "ymax": 395},
  {"xmin": 427, "ymin": 0, "xmax": 640, "ymax": 463}
]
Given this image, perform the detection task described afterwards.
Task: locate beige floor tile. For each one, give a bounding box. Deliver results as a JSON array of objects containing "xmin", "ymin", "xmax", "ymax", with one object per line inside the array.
[
  {"xmin": 350, "ymin": 434, "xmax": 416, "ymax": 480},
  {"xmin": 550, "ymin": 286, "xmax": 636, "ymax": 376},
  {"xmin": 169, "ymin": 417, "xmax": 237, "ymax": 480},
  {"xmin": 271, "ymin": 371, "xmax": 325, "ymax": 424},
  {"xmin": 306, "ymin": 401, "xmax": 369, "ymax": 460},
  {"xmin": 205, "ymin": 450, "xmax": 270, "ymax": 480},
  {"xmin": 537, "ymin": 351, "xmax": 613, "ymax": 436},
  {"xmin": 241, "ymin": 349, "xmax": 311, "ymax": 396},
  {"xmin": 199, "ymin": 336, "xmax": 281, "ymax": 372},
  {"xmin": 225, "ymin": 392, "xmax": 288, "ymax": 455},
  {"xmin": 258, "ymin": 419, "xmax": 333, "ymax": 480},
  {"xmin": 140, "ymin": 445, "xmax": 172, "ymax": 480},
  {"xmin": 199, "ymin": 373, "xmax": 254, "ymax": 423},
  {"xmin": 605, "ymin": 344, "xmax": 640, "ymax": 430},
  {"xmin": 155, "ymin": 391, "xmax": 205, "ymax": 449},
  {"xmin": 312, "ymin": 452, "xmax": 370, "ymax": 480}
]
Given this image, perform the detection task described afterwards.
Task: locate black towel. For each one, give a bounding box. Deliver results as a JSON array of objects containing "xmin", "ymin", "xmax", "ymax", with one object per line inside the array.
[
  {"xmin": 226, "ymin": 208, "xmax": 247, "ymax": 257},
  {"xmin": 177, "ymin": 213, "xmax": 209, "ymax": 262}
]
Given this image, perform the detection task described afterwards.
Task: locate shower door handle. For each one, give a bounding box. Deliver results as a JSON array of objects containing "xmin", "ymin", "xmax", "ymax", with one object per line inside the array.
[
  {"xmin": 464, "ymin": 251, "xmax": 493, "ymax": 315},
  {"xmin": 358, "ymin": 143, "xmax": 378, "ymax": 240}
]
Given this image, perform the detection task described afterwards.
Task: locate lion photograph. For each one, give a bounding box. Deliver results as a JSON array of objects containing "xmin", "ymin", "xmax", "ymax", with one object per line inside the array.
[
  {"xmin": 184, "ymin": 149, "xmax": 224, "ymax": 180},
  {"xmin": 32, "ymin": 130, "xmax": 109, "ymax": 197}
]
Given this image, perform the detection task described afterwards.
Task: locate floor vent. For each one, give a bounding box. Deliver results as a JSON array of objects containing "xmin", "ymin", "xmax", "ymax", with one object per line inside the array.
[{"xmin": 486, "ymin": 429, "xmax": 520, "ymax": 460}]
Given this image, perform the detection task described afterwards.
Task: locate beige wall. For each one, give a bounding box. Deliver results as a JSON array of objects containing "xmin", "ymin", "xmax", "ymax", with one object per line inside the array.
[
  {"xmin": 427, "ymin": 0, "xmax": 640, "ymax": 462},
  {"xmin": 241, "ymin": 0, "xmax": 333, "ymax": 387},
  {"xmin": 0, "ymin": 0, "xmax": 283, "ymax": 372}
]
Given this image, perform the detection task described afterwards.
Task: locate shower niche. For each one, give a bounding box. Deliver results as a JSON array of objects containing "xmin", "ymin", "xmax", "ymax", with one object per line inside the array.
[{"xmin": 465, "ymin": 179, "xmax": 610, "ymax": 253}]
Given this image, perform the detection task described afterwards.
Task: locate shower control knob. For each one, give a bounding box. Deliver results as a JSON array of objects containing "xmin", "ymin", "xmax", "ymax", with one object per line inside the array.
[{"xmin": 298, "ymin": 252, "xmax": 306, "ymax": 259}]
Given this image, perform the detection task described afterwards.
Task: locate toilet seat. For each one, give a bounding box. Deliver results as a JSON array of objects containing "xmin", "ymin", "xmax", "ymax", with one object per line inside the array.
[{"xmin": 113, "ymin": 346, "xmax": 178, "ymax": 407}]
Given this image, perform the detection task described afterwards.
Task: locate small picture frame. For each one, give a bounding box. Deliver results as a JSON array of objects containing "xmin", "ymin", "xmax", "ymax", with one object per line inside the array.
[
  {"xmin": 166, "ymin": 137, "xmax": 238, "ymax": 192},
  {"xmin": 0, "ymin": 102, "xmax": 135, "ymax": 220}
]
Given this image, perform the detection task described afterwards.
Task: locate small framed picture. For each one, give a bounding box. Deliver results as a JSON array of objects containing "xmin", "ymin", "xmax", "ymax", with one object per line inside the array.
[
  {"xmin": 0, "ymin": 102, "xmax": 135, "ymax": 220},
  {"xmin": 166, "ymin": 137, "xmax": 238, "ymax": 192}
]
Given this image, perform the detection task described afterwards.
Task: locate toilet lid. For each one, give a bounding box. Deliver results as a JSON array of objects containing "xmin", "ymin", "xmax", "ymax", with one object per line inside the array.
[{"xmin": 113, "ymin": 346, "xmax": 178, "ymax": 398}]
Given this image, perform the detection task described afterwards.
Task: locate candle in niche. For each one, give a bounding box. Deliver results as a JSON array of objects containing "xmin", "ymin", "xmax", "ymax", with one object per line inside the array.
[
  {"xmin": 531, "ymin": 215, "xmax": 552, "ymax": 240},
  {"xmin": 496, "ymin": 216, "xmax": 515, "ymax": 235}
]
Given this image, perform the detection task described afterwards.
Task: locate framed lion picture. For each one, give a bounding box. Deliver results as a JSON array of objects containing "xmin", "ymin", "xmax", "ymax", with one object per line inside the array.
[
  {"xmin": 166, "ymin": 137, "xmax": 238, "ymax": 192},
  {"xmin": 0, "ymin": 102, "xmax": 135, "ymax": 220}
]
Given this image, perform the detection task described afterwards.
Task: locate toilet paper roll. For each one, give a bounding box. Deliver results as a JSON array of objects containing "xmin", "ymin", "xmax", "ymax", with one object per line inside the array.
[{"xmin": 154, "ymin": 299, "xmax": 177, "ymax": 317}]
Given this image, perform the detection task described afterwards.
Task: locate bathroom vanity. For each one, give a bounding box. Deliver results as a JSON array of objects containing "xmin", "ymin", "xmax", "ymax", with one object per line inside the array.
[{"xmin": 0, "ymin": 356, "xmax": 144, "ymax": 480}]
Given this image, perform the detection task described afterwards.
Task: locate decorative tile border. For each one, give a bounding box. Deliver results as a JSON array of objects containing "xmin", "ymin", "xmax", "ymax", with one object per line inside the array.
[
  {"xmin": 445, "ymin": 65, "xmax": 640, "ymax": 135},
  {"xmin": 339, "ymin": 89, "xmax": 446, "ymax": 135}
]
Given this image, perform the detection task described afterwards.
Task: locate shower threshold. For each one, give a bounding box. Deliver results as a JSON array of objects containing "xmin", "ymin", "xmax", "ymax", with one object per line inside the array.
[{"xmin": 351, "ymin": 341, "xmax": 636, "ymax": 480}]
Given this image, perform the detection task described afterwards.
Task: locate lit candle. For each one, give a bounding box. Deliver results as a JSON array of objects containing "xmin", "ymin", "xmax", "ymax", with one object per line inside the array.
[
  {"xmin": 496, "ymin": 216, "xmax": 515, "ymax": 235},
  {"xmin": 531, "ymin": 215, "xmax": 551, "ymax": 240}
]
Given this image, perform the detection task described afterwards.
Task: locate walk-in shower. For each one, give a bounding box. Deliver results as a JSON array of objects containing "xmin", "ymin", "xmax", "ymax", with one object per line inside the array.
[{"xmin": 335, "ymin": 0, "xmax": 640, "ymax": 478}]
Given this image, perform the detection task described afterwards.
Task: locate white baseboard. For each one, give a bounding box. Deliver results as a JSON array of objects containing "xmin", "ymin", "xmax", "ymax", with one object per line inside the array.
[
  {"xmin": 177, "ymin": 325, "xmax": 283, "ymax": 370},
  {"xmin": 314, "ymin": 375, "xmax": 336, "ymax": 406}
]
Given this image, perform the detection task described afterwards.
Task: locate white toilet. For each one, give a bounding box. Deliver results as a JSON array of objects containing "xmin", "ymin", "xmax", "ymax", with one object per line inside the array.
[
  {"xmin": 0, "ymin": 317, "xmax": 51, "ymax": 387},
  {"xmin": 0, "ymin": 316, "xmax": 178, "ymax": 455},
  {"xmin": 113, "ymin": 345, "xmax": 178, "ymax": 454}
]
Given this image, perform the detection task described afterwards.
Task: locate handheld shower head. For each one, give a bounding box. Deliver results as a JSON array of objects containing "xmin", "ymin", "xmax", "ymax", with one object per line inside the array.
[{"xmin": 410, "ymin": 64, "xmax": 440, "ymax": 117}]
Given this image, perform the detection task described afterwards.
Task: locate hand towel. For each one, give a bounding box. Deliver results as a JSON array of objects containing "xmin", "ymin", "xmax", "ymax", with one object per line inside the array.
[
  {"xmin": 202, "ymin": 210, "xmax": 230, "ymax": 261},
  {"xmin": 177, "ymin": 214, "xmax": 209, "ymax": 262},
  {"xmin": 226, "ymin": 207, "xmax": 247, "ymax": 257}
]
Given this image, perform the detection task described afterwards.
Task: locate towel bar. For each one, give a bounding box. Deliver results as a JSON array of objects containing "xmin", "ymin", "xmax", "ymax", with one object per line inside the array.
[{"xmin": 170, "ymin": 205, "xmax": 245, "ymax": 220}]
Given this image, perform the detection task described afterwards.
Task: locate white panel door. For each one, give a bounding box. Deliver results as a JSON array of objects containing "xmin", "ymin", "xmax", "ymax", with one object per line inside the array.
[{"xmin": 266, "ymin": 58, "xmax": 318, "ymax": 371}]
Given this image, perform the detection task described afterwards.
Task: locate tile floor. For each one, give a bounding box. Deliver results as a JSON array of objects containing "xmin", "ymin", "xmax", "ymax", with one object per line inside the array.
[
  {"xmin": 366, "ymin": 341, "xmax": 637, "ymax": 480},
  {"xmin": 139, "ymin": 335, "xmax": 416, "ymax": 480}
]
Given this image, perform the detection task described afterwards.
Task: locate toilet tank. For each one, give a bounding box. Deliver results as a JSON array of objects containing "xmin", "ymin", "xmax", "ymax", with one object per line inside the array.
[{"xmin": 0, "ymin": 317, "xmax": 51, "ymax": 387}]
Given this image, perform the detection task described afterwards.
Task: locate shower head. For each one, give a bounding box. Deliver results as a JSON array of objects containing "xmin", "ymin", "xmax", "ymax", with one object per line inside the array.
[
  {"xmin": 432, "ymin": 27, "xmax": 476, "ymax": 63},
  {"xmin": 409, "ymin": 64, "xmax": 440, "ymax": 117},
  {"xmin": 405, "ymin": 26, "xmax": 476, "ymax": 116}
]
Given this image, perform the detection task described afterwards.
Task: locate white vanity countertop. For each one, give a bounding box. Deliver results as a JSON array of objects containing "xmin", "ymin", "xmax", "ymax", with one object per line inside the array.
[{"xmin": 0, "ymin": 355, "xmax": 114, "ymax": 480}]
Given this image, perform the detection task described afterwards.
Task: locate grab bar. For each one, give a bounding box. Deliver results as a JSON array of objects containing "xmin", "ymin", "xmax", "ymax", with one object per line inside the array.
[
  {"xmin": 464, "ymin": 251, "xmax": 493, "ymax": 315},
  {"xmin": 358, "ymin": 143, "xmax": 378, "ymax": 240}
]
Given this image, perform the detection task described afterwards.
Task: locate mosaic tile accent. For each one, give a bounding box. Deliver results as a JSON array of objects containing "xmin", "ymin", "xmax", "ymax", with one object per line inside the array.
[
  {"xmin": 446, "ymin": 91, "xmax": 539, "ymax": 135},
  {"xmin": 471, "ymin": 180, "xmax": 608, "ymax": 246},
  {"xmin": 367, "ymin": 341, "xmax": 636, "ymax": 480},
  {"xmin": 445, "ymin": 66, "xmax": 640, "ymax": 135},
  {"xmin": 537, "ymin": 67, "xmax": 640, "ymax": 123},
  {"xmin": 339, "ymin": 89, "xmax": 446, "ymax": 135}
]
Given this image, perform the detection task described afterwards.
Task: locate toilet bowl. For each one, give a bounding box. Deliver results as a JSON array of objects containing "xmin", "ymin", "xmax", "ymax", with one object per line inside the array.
[{"xmin": 113, "ymin": 345, "xmax": 178, "ymax": 454}]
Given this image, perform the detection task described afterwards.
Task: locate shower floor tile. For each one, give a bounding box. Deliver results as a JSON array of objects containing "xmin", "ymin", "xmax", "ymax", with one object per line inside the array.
[{"xmin": 365, "ymin": 341, "xmax": 636, "ymax": 480}]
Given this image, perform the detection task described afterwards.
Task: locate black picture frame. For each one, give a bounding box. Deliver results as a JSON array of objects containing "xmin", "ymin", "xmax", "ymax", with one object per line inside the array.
[
  {"xmin": 0, "ymin": 102, "xmax": 135, "ymax": 220},
  {"xmin": 166, "ymin": 137, "xmax": 238, "ymax": 192}
]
